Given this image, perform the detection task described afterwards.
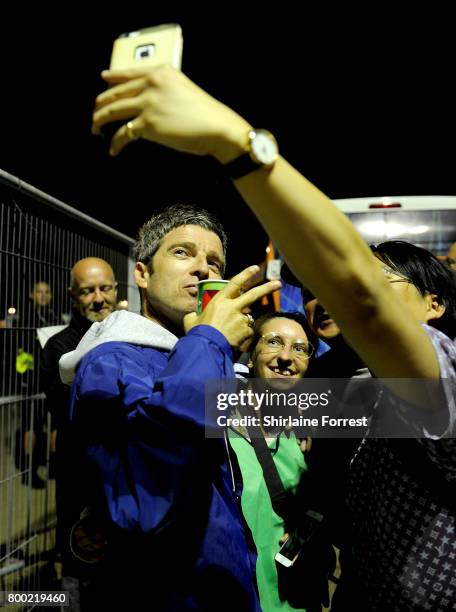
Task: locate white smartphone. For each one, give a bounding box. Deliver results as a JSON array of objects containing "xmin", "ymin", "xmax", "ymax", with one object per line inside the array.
[
  {"xmin": 275, "ymin": 510, "xmax": 323, "ymax": 567},
  {"xmin": 110, "ymin": 24, "xmax": 183, "ymax": 71},
  {"xmin": 275, "ymin": 531, "xmax": 304, "ymax": 567}
]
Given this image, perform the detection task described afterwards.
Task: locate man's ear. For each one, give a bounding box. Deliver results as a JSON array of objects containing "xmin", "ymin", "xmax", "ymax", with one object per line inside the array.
[
  {"xmin": 425, "ymin": 293, "xmax": 446, "ymax": 323},
  {"xmin": 134, "ymin": 262, "xmax": 149, "ymax": 288},
  {"xmin": 68, "ymin": 286, "xmax": 76, "ymax": 305},
  {"xmin": 247, "ymin": 359, "xmax": 254, "ymax": 369}
]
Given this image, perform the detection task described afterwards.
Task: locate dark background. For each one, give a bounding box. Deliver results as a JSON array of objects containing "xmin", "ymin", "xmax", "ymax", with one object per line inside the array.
[{"xmin": 1, "ymin": 10, "xmax": 454, "ymax": 275}]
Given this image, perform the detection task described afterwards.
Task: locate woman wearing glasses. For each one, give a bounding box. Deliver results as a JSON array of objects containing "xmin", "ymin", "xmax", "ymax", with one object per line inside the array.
[{"xmin": 229, "ymin": 311, "xmax": 321, "ymax": 612}]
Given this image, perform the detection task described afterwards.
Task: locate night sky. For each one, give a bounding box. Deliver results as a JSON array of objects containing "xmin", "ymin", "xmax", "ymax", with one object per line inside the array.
[{"xmin": 1, "ymin": 10, "xmax": 454, "ymax": 275}]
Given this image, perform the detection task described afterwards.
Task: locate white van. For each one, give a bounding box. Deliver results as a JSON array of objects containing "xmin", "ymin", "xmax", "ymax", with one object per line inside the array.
[
  {"xmin": 276, "ymin": 195, "xmax": 456, "ymax": 314},
  {"xmin": 333, "ymin": 196, "xmax": 456, "ymax": 255}
]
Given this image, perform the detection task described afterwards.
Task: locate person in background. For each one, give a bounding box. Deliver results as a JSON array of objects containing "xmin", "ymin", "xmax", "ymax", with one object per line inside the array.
[
  {"xmin": 40, "ymin": 257, "xmax": 118, "ymax": 610},
  {"xmin": 13, "ymin": 280, "xmax": 61, "ymax": 488},
  {"xmin": 437, "ymin": 241, "xmax": 456, "ymax": 272},
  {"xmin": 229, "ymin": 311, "xmax": 327, "ymax": 612},
  {"xmin": 28, "ymin": 281, "xmax": 60, "ymax": 327}
]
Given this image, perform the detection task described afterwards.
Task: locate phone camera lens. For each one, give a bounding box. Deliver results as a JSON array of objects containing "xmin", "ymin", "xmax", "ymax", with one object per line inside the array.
[{"xmin": 135, "ymin": 44, "xmax": 155, "ymax": 60}]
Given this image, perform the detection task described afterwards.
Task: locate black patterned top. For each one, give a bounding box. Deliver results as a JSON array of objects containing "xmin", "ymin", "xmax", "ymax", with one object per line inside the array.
[{"xmin": 347, "ymin": 326, "xmax": 456, "ymax": 611}]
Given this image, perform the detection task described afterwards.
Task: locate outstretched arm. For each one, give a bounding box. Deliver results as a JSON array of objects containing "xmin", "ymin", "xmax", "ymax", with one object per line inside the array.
[{"xmin": 92, "ymin": 66, "xmax": 440, "ymax": 382}]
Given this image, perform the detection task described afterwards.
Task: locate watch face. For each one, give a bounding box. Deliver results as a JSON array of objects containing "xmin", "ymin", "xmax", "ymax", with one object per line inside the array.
[{"xmin": 251, "ymin": 130, "xmax": 279, "ymax": 166}]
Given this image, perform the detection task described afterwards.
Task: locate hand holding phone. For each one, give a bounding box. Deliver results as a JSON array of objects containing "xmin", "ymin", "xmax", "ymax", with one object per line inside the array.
[
  {"xmin": 97, "ymin": 24, "xmax": 183, "ymax": 146},
  {"xmin": 275, "ymin": 530, "xmax": 305, "ymax": 567},
  {"xmin": 275, "ymin": 510, "xmax": 324, "ymax": 567},
  {"xmin": 92, "ymin": 23, "xmax": 251, "ymax": 158}
]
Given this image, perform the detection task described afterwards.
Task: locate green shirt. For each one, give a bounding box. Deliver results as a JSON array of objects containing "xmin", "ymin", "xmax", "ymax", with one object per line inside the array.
[{"xmin": 230, "ymin": 431, "xmax": 307, "ymax": 612}]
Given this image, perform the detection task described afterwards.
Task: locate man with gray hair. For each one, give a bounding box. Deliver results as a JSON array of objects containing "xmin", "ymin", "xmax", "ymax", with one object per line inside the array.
[
  {"xmin": 132, "ymin": 203, "xmax": 227, "ymax": 334},
  {"xmin": 59, "ymin": 204, "xmax": 280, "ymax": 611}
]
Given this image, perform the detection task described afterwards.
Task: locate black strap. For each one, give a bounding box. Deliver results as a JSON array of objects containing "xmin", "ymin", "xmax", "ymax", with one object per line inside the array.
[
  {"xmin": 246, "ymin": 424, "xmax": 293, "ymax": 523},
  {"xmin": 222, "ymin": 153, "xmax": 261, "ymax": 179}
]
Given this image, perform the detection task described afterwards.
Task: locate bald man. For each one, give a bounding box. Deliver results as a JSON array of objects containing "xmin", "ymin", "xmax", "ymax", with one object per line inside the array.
[
  {"xmin": 41, "ymin": 257, "xmax": 118, "ymax": 426},
  {"xmin": 40, "ymin": 257, "xmax": 117, "ymax": 607},
  {"xmin": 69, "ymin": 257, "xmax": 118, "ymax": 322}
]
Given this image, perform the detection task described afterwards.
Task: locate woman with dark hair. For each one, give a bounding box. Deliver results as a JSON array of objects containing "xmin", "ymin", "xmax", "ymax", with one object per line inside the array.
[
  {"xmin": 371, "ymin": 240, "xmax": 456, "ymax": 339},
  {"xmin": 229, "ymin": 311, "xmax": 321, "ymax": 612}
]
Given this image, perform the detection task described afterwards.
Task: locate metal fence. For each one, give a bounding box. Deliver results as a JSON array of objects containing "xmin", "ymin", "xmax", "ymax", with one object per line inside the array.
[{"xmin": 0, "ymin": 168, "xmax": 136, "ymax": 609}]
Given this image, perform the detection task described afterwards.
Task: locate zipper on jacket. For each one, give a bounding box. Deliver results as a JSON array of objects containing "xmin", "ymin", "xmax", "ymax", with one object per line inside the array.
[{"xmin": 223, "ymin": 429, "xmax": 237, "ymax": 495}]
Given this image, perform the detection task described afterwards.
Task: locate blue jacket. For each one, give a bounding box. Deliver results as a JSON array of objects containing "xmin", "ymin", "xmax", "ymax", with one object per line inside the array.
[{"xmin": 62, "ymin": 312, "xmax": 259, "ymax": 611}]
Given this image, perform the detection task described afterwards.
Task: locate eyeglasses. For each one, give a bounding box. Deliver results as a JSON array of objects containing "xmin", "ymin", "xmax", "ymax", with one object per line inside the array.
[
  {"xmin": 259, "ymin": 333, "xmax": 314, "ymax": 360},
  {"xmin": 381, "ymin": 266, "xmax": 411, "ymax": 285}
]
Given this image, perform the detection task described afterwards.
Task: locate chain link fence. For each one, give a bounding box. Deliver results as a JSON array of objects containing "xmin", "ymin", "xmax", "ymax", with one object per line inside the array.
[{"xmin": 0, "ymin": 168, "xmax": 136, "ymax": 609}]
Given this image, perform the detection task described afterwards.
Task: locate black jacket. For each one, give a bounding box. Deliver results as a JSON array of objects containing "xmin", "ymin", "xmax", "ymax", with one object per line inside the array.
[
  {"xmin": 40, "ymin": 309, "xmax": 93, "ymax": 569},
  {"xmin": 40, "ymin": 310, "xmax": 92, "ymax": 429},
  {"xmin": 303, "ymin": 336, "xmax": 367, "ymax": 548}
]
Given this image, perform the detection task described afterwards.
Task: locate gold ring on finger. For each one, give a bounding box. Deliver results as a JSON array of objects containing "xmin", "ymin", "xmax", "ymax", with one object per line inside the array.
[
  {"xmin": 246, "ymin": 313, "xmax": 254, "ymax": 327},
  {"xmin": 125, "ymin": 121, "xmax": 139, "ymax": 141}
]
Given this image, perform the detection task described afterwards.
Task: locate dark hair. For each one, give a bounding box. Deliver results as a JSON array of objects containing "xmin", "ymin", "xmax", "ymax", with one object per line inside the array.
[
  {"xmin": 133, "ymin": 203, "xmax": 228, "ymax": 275},
  {"xmin": 250, "ymin": 311, "xmax": 319, "ymax": 357},
  {"xmin": 371, "ymin": 240, "xmax": 456, "ymax": 339}
]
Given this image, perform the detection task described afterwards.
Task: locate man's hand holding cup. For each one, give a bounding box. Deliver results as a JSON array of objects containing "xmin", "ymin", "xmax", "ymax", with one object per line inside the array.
[{"xmin": 184, "ymin": 265, "xmax": 281, "ymax": 349}]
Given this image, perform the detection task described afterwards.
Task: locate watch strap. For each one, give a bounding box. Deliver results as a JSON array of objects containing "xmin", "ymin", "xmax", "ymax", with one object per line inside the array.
[
  {"xmin": 222, "ymin": 128, "xmax": 278, "ymax": 179},
  {"xmin": 223, "ymin": 153, "xmax": 263, "ymax": 180}
]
